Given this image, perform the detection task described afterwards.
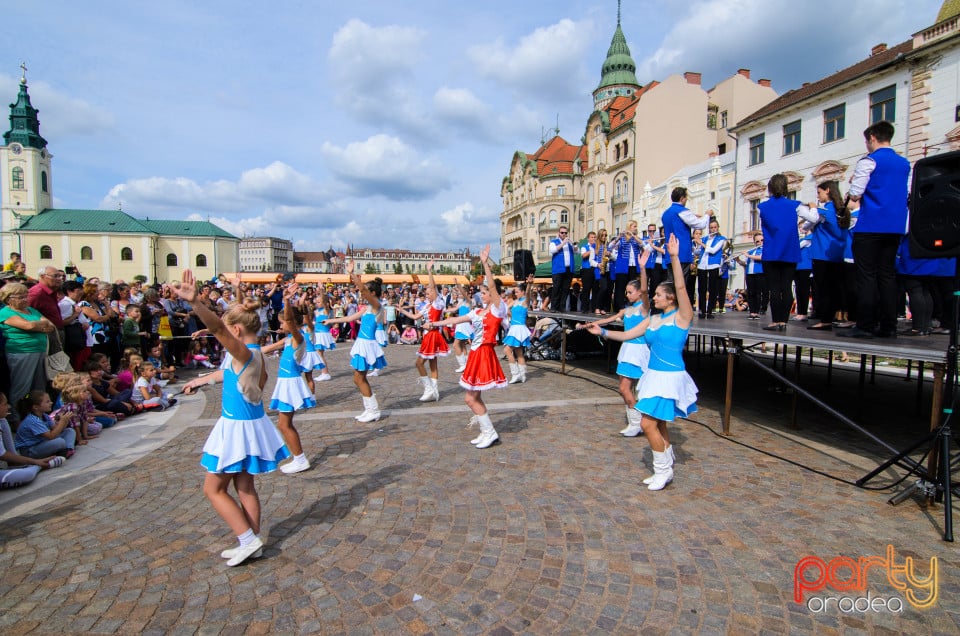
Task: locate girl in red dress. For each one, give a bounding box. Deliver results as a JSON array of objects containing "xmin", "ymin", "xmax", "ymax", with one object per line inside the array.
[
  {"xmin": 397, "ymin": 261, "xmax": 449, "ymax": 401},
  {"xmin": 424, "ymin": 246, "xmax": 505, "ymax": 449}
]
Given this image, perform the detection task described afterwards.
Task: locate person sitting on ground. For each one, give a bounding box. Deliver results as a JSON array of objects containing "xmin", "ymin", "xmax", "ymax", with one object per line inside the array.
[
  {"xmin": 400, "ymin": 324, "xmax": 419, "ymax": 345},
  {"xmin": 0, "ymin": 392, "xmax": 63, "ymax": 487},
  {"xmin": 14, "ymin": 390, "xmax": 77, "ymax": 459}
]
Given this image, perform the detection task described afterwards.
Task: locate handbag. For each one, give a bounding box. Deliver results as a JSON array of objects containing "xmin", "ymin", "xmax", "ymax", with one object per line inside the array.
[{"xmin": 46, "ymin": 332, "xmax": 72, "ymax": 377}]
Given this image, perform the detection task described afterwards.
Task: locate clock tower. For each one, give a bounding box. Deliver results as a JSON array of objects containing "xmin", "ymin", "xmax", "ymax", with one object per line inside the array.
[{"xmin": 1, "ymin": 64, "xmax": 52, "ymax": 258}]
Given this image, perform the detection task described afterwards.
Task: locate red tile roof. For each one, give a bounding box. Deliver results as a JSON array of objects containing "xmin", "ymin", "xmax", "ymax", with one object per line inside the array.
[
  {"xmin": 733, "ymin": 40, "xmax": 913, "ymax": 130},
  {"xmin": 529, "ymin": 134, "xmax": 583, "ymax": 175}
]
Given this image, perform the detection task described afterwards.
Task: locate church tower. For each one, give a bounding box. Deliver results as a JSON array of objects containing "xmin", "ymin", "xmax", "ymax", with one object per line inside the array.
[
  {"xmin": 592, "ymin": 1, "xmax": 641, "ymax": 110},
  {"xmin": 1, "ymin": 65, "xmax": 52, "ymax": 257}
]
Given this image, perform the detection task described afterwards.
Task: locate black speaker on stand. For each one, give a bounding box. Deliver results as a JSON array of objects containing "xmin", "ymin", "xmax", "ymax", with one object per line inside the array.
[
  {"xmin": 859, "ymin": 150, "xmax": 960, "ymax": 541},
  {"xmin": 513, "ymin": 249, "xmax": 536, "ymax": 281}
]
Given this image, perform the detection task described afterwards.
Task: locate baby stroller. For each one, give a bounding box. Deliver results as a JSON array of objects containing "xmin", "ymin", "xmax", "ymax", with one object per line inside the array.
[{"xmin": 527, "ymin": 317, "xmax": 571, "ymax": 361}]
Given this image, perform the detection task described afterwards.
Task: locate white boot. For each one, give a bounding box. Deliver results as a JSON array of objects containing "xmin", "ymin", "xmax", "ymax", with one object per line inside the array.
[
  {"xmin": 468, "ymin": 414, "xmax": 483, "ymax": 444},
  {"xmin": 455, "ymin": 355, "xmax": 467, "ymax": 373},
  {"xmin": 356, "ymin": 394, "xmax": 381, "ymax": 422},
  {"xmin": 646, "ymin": 448, "xmax": 674, "ymax": 491},
  {"xmin": 619, "ymin": 407, "xmax": 644, "ymax": 437},
  {"xmin": 508, "ymin": 362, "xmax": 521, "ymax": 384},
  {"xmin": 518, "ymin": 364, "xmax": 527, "ymax": 383},
  {"xmin": 418, "ymin": 376, "xmax": 434, "ymax": 401},
  {"xmin": 474, "ymin": 413, "xmax": 499, "ymax": 449},
  {"xmin": 429, "ymin": 378, "xmax": 440, "ymax": 401},
  {"xmin": 643, "ymin": 445, "xmax": 672, "ymax": 484}
]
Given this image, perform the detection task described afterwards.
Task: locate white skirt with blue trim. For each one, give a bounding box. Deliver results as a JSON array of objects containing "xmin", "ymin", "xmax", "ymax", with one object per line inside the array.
[
  {"xmin": 502, "ymin": 324, "xmax": 532, "ymax": 348},
  {"xmin": 616, "ymin": 341, "xmax": 649, "ymax": 379},
  {"xmin": 298, "ymin": 350, "xmax": 325, "ymax": 372},
  {"xmin": 633, "ymin": 369, "xmax": 698, "ymax": 422},
  {"xmin": 269, "ymin": 377, "xmax": 317, "ymax": 413},
  {"xmin": 314, "ymin": 331, "xmax": 336, "ymax": 350},
  {"xmin": 350, "ymin": 338, "xmax": 387, "ymax": 372},
  {"xmin": 201, "ymin": 415, "xmax": 290, "ymax": 474}
]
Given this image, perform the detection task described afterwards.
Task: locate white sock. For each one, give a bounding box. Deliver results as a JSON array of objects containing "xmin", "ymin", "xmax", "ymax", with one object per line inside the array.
[
  {"xmin": 238, "ymin": 528, "xmax": 257, "ymax": 547},
  {"xmin": 294, "ymin": 453, "xmax": 306, "ymax": 463}
]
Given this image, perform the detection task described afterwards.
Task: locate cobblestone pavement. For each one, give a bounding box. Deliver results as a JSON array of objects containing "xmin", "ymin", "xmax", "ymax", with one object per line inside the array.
[{"xmin": 1, "ymin": 343, "xmax": 958, "ymax": 634}]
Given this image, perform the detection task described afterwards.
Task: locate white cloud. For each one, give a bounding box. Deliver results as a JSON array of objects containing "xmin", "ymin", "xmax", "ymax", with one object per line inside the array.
[
  {"xmin": 467, "ymin": 19, "xmax": 594, "ymax": 102},
  {"xmin": 321, "ymin": 134, "xmax": 452, "ymax": 200},
  {"xmin": 636, "ymin": 0, "xmax": 931, "ymax": 89},
  {"xmin": 439, "ymin": 202, "xmax": 500, "ymax": 246},
  {"xmin": 100, "ymin": 161, "xmax": 328, "ymax": 213},
  {"xmin": 433, "ymin": 87, "xmax": 546, "ymax": 144},
  {"xmin": 328, "ymin": 19, "xmax": 430, "ymax": 134},
  {"xmin": 0, "ymin": 75, "xmax": 114, "ymax": 139}
]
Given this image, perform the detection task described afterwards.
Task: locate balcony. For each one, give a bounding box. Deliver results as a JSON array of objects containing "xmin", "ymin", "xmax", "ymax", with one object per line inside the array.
[{"xmin": 612, "ymin": 194, "xmax": 630, "ymax": 208}]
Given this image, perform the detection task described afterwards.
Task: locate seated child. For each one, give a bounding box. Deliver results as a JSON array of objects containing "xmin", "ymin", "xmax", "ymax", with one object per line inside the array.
[
  {"xmin": 0, "ymin": 393, "xmax": 63, "ymax": 488},
  {"xmin": 15, "ymin": 390, "xmax": 77, "ymax": 459}
]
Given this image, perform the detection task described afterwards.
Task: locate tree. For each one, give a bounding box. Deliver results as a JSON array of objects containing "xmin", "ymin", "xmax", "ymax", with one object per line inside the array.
[
  {"xmin": 133, "ymin": 274, "xmax": 148, "ymax": 284},
  {"xmin": 394, "ymin": 262, "xmax": 403, "ymax": 274},
  {"xmin": 364, "ymin": 263, "xmax": 377, "ymax": 274}
]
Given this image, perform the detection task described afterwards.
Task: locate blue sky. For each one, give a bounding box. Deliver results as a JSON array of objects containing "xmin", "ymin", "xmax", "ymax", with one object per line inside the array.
[{"xmin": 3, "ymin": 0, "xmax": 943, "ymax": 258}]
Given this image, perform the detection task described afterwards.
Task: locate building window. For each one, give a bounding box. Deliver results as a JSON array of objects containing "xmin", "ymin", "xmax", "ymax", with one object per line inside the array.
[
  {"xmin": 823, "ymin": 104, "xmax": 845, "ymax": 143},
  {"xmin": 557, "ymin": 185, "xmax": 565, "ymax": 196},
  {"xmin": 598, "ymin": 184, "xmax": 606, "ymax": 201},
  {"xmin": 615, "ymin": 180, "xmax": 621, "ymax": 198},
  {"xmin": 870, "ymin": 85, "xmax": 896, "ymax": 124},
  {"xmin": 540, "ymin": 237, "xmax": 546, "ymax": 252},
  {"xmin": 80, "ymin": 246, "xmax": 93, "ymax": 260},
  {"xmin": 749, "ymin": 134, "xmax": 765, "ymax": 166},
  {"xmin": 39, "ymin": 245, "xmax": 52, "ymax": 260},
  {"xmin": 41, "ymin": 171, "xmax": 48, "ymax": 193},
  {"xmin": 121, "ymin": 247, "xmax": 133, "ymax": 261},
  {"xmin": 196, "ymin": 254, "xmax": 207, "ymax": 267},
  {"xmin": 622, "ymin": 140, "xmax": 628, "ymax": 156},
  {"xmin": 545, "ymin": 186, "xmax": 552, "ymax": 197},
  {"xmin": 720, "ymin": 111, "xmax": 728, "ymax": 129},
  {"xmin": 11, "ymin": 167, "xmax": 24, "ymax": 190},
  {"xmin": 783, "ymin": 120, "xmax": 801, "ymax": 155},
  {"xmin": 549, "ymin": 210, "xmax": 558, "ymax": 226},
  {"xmin": 587, "ymin": 184, "xmax": 594, "ymax": 203},
  {"xmin": 718, "ymin": 143, "xmax": 727, "ymax": 154},
  {"xmin": 560, "ymin": 210, "xmax": 568, "ymax": 224},
  {"xmin": 749, "ymin": 200, "xmax": 760, "ymax": 232},
  {"xmin": 529, "ymin": 213, "xmax": 535, "ymax": 227},
  {"xmin": 166, "ymin": 253, "xmax": 178, "ymax": 267},
  {"xmin": 529, "ymin": 240, "xmax": 535, "ymax": 252},
  {"xmin": 614, "ymin": 145, "xmax": 621, "ymax": 161}
]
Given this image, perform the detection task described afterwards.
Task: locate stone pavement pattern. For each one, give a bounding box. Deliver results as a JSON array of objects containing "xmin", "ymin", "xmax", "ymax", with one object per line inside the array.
[{"xmin": 0, "ymin": 344, "xmax": 958, "ymax": 634}]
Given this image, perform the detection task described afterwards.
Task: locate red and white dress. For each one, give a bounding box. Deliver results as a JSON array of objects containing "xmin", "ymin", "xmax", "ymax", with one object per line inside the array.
[
  {"xmin": 418, "ymin": 298, "xmax": 450, "ymax": 360},
  {"xmin": 459, "ymin": 302, "xmax": 508, "ymax": 391}
]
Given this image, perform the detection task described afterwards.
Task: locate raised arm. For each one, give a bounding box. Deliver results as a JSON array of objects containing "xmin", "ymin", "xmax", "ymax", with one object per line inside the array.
[
  {"xmin": 282, "ymin": 281, "xmax": 303, "ymax": 346},
  {"xmin": 666, "ymin": 235, "xmax": 693, "ymax": 324},
  {"xmin": 480, "ymin": 245, "xmax": 500, "ymax": 308},
  {"xmin": 174, "ymin": 270, "xmax": 250, "ymax": 365}
]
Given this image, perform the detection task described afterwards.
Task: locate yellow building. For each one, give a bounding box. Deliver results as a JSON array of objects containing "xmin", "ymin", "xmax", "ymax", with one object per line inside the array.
[{"xmin": 2, "ymin": 72, "xmax": 239, "ymax": 283}]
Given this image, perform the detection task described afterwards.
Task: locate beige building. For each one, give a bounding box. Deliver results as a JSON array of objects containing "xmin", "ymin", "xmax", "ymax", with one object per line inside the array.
[
  {"xmin": 239, "ymin": 236, "xmax": 294, "ymax": 272},
  {"xmin": 293, "ymin": 249, "xmax": 343, "ymax": 274},
  {"xmin": 1, "ymin": 73, "xmax": 239, "ymax": 283},
  {"xmin": 346, "ymin": 247, "xmax": 474, "ymax": 275},
  {"xmin": 499, "ymin": 10, "xmax": 776, "ymax": 267}
]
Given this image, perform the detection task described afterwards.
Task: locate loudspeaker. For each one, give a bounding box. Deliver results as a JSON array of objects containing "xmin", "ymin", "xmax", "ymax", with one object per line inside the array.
[
  {"xmin": 513, "ymin": 249, "xmax": 536, "ymax": 280},
  {"xmin": 909, "ymin": 150, "xmax": 960, "ymax": 258}
]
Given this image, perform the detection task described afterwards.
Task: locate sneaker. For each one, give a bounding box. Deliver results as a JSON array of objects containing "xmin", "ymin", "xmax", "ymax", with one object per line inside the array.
[
  {"xmin": 226, "ymin": 537, "xmax": 264, "ymax": 566},
  {"xmin": 221, "ymin": 545, "xmax": 263, "ymax": 560},
  {"xmin": 316, "ymin": 373, "xmax": 332, "ymax": 382},
  {"xmin": 48, "ymin": 456, "xmax": 65, "ymax": 468},
  {"xmin": 280, "ymin": 456, "xmax": 311, "ymax": 474}
]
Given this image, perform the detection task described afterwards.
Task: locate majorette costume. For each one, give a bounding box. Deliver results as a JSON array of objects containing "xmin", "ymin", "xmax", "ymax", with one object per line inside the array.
[
  {"xmin": 269, "ymin": 337, "xmax": 317, "ymax": 413},
  {"xmin": 633, "ymin": 309, "xmax": 698, "ymax": 422},
  {"xmin": 299, "ymin": 327, "xmax": 325, "ymax": 372},
  {"xmin": 201, "ymin": 344, "xmax": 290, "ymax": 473},
  {"xmin": 313, "ymin": 307, "xmax": 336, "ymax": 350},
  {"xmin": 616, "ymin": 300, "xmax": 649, "ymax": 380},
  {"xmin": 350, "ymin": 306, "xmax": 387, "ymax": 372},
  {"xmin": 418, "ymin": 298, "xmax": 450, "ymax": 359},
  {"xmin": 502, "ymin": 300, "xmax": 531, "ymax": 348},
  {"xmin": 459, "ymin": 302, "xmax": 508, "ymax": 391}
]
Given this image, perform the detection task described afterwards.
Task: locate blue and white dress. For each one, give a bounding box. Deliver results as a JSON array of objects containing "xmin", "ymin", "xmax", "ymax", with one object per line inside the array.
[
  {"xmin": 269, "ymin": 337, "xmax": 317, "ymax": 413},
  {"xmin": 201, "ymin": 344, "xmax": 290, "ymax": 473},
  {"xmin": 299, "ymin": 327, "xmax": 325, "ymax": 372},
  {"xmin": 350, "ymin": 307, "xmax": 387, "ymax": 372},
  {"xmin": 616, "ymin": 300, "xmax": 650, "ymax": 379},
  {"xmin": 374, "ymin": 312, "xmax": 388, "ymax": 348},
  {"xmin": 502, "ymin": 300, "xmax": 531, "ymax": 348},
  {"xmin": 633, "ymin": 309, "xmax": 698, "ymax": 422},
  {"xmin": 454, "ymin": 302, "xmax": 474, "ymax": 341},
  {"xmin": 313, "ymin": 308, "xmax": 336, "ymax": 350}
]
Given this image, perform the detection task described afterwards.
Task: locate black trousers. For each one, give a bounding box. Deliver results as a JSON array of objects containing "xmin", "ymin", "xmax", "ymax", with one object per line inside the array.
[
  {"xmin": 793, "ymin": 268, "xmax": 812, "ymax": 315},
  {"xmin": 647, "ymin": 267, "xmax": 664, "ymax": 306},
  {"xmin": 811, "ymin": 260, "xmax": 844, "ymax": 323},
  {"xmin": 613, "ymin": 267, "xmax": 638, "ymax": 311},
  {"xmin": 902, "ymin": 275, "xmax": 933, "ymax": 332},
  {"xmin": 579, "ymin": 268, "xmax": 595, "ymax": 313},
  {"xmin": 697, "ymin": 269, "xmax": 721, "ymax": 316},
  {"xmin": 550, "ymin": 271, "xmax": 573, "ymax": 312},
  {"xmin": 746, "ymin": 273, "xmax": 768, "ymax": 316},
  {"xmin": 853, "ymin": 232, "xmax": 900, "ymax": 333},
  {"xmin": 764, "ymin": 261, "xmax": 796, "ymax": 323}
]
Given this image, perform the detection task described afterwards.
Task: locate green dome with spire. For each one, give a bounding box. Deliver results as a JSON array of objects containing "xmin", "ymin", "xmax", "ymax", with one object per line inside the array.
[
  {"xmin": 596, "ymin": 22, "xmax": 639, "ymax": 90},
  {"xmin": 4, "ymin": 72, "xmax": 47, "ymax": 150}
]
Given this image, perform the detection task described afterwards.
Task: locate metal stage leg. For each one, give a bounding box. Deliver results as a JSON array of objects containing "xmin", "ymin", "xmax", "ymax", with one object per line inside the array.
[
  {"xmin": 827, "ymin": 350, "xmax": 834, "ymax": 385},
  {"xmin": 723, "ymin": 338, "xmax": 738, "ymax": 435},
  {"xmin": 917, "ymin": 361, "xmax": 926, "ymax": 411},
  {"xmin": 560, "ymin": 323, "xmax": 567, "ymax": 375}
]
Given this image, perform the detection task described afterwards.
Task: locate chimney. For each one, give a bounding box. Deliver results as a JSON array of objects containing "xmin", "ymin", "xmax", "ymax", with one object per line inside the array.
[
  {"xmin": 684, "ymin": 71, "xmax": 702, "ymax": 85},
  {"xmin": 708, "ymin": 152, "xmax": 718, "ymax": 158},
  {"xmin": 871, "ymin": 43, "xmax": 888, "ymax": 56},
  {"xmin": 758, "ymin": 78, "xmax": 771, "ymax": 88},
  {"xmin": 738, "ymin": 68, "xmax": 751, "ymax": 79},
  {"xmin": 802, "ymin": 82, "xmax": 810, "ymax": 88}
]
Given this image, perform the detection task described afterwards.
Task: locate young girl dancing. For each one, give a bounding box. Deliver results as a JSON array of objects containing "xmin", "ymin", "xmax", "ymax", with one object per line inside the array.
[
  {"xmin": 450, "ymin": 284, "xmax": 474, "ymax": 373},
  {"xmin": 177, "ymin": 270, "xmax": 290, "ymax": 566},
  {"xmin": 582, "ymin": 249, "xmax": 651, "ymax": 436},
  {"xmin": 297, "ymin": 308, "xmax": 325, "ymax": 393},
  {"xmin": 397, "ymin": 261, "xmax": 449, "ymax": 401},
  {"xmin": 424, "ymin": 246, "xmax": 506, "ymax": 449},
  {"xmin": 324, "ymin": 263, "xmax": 386, "ymax": 422},
  {"xmin": 260, "ymin": 283, "xmax": 316, "ymax": 475},
  {"xmin": 502, "ymin": 285, "xmax": 531, "ymax": 384},
  {"xmin": 587, "ymin": 236, "xmax": 698, "ymax": 490},
  {"xmin": 312, "ymin": 292, "xmax": 335, "ymax": 381}
]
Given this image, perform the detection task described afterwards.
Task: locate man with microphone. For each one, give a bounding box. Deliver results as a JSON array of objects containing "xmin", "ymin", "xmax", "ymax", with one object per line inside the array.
[{"xmin": 549, "ymin": 225, "xmax": 576, "ymax": 312}]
